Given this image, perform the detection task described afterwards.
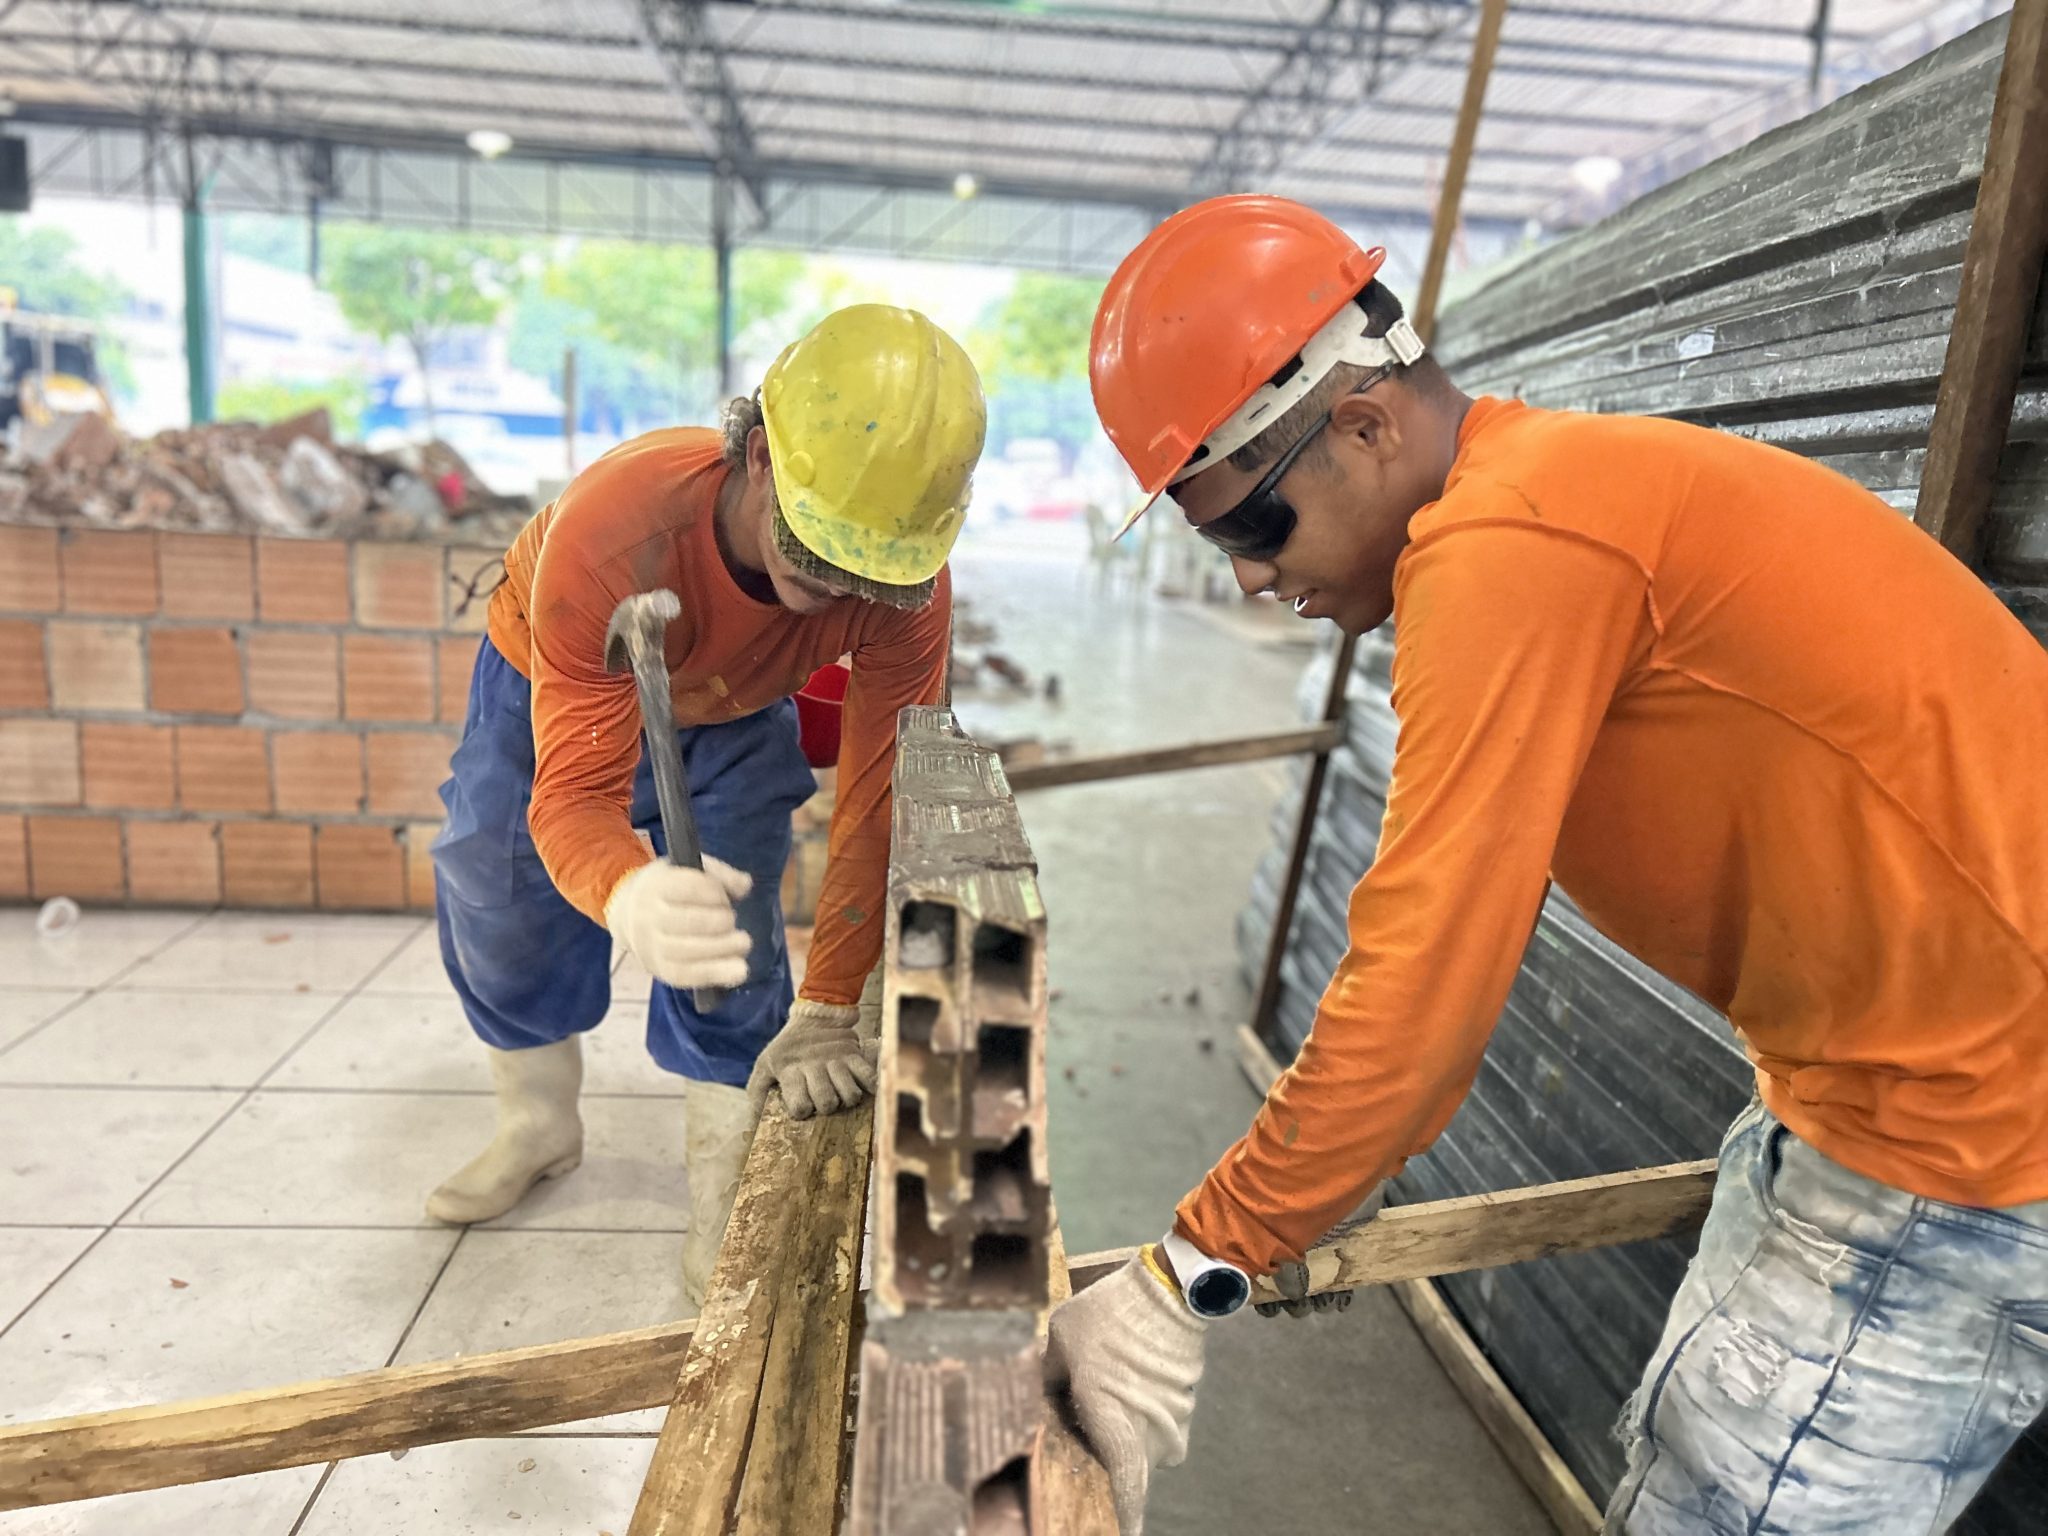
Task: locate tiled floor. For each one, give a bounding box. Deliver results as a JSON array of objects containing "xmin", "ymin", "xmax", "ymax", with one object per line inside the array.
[{"xmin": 0, "ymin": 907, "xmax": 688, "ymax": 1536}]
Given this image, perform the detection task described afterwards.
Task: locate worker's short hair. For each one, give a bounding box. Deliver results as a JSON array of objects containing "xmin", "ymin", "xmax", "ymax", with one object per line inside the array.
[
  {"xmin": 1227, "ymin": 281, "xmax": 1449, "ymax": 475},
  {"xmin": 719, "ymin": 393, "xmax": 938, "ymax": 612}
]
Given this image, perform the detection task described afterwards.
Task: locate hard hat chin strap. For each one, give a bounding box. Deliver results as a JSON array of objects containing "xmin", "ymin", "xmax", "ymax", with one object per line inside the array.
[{"xmin": 1168, "ymin": 305, "xmax": 1426, "ymax": 488}]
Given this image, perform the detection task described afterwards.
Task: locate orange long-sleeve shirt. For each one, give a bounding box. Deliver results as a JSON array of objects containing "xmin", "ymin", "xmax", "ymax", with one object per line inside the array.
[
  {"xmin": 485, "ymin": 428, "xmax": 950, "ymax": 1007},
  {"xmin": 1182, "ymin": 398, "xmax": 2048, "ymax": 1273}
]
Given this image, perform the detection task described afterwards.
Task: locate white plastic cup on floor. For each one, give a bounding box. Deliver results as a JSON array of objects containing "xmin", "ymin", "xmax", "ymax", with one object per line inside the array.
[{"xmin": 35, "ymin": 896, "xmax": 81, "ymax": 938}]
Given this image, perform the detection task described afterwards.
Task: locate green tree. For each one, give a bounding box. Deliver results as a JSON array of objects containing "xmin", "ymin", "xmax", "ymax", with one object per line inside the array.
[
  {"xmin": 320, "ymin": 225, "xmax": 523, "ymax": 434},
  {"xmin": 217, "ymin": 376, "xmax": 367, "ymax": 438},
  {"xmin": 544, "ymin": 241, "xmax": 809, "ymax": 403},
  {"xmin": 0, "ymin": 218, "xmax": 136, "ymax": 397},
  {"xmin": 968, "ymin": 271, "xmax": 1104, "ymax": 388},
  {"xmin": 219, "ymin": 213, "xmax": 309, "ymax": 272},
  {"xmin": 506, "ymin": 290, "xmax": 660, "ymax": 431}
]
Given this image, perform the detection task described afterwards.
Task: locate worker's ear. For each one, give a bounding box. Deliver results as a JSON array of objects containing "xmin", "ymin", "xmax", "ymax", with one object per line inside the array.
[
  {"xmin": 1329, "ymin": 389, "xmax": 1403, "ymax": 467},
  {"xmin": 746, "ymin": 423, "xmax": 774, "ymax": 483}
]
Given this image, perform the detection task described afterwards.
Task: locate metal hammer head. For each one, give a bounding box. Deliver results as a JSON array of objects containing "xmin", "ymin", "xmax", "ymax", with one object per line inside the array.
[{"xmin": 603, "ymin": 588, "xmax": 682, "ymax": 674}]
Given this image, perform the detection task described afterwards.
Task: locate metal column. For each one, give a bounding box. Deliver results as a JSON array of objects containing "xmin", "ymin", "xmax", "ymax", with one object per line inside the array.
[
  {"xmin": 713, "ymin": 168, "xmax": 735, "ymax": 397},
  {"xmin": 180, "ymin": 135, "xmax": 215, "ymax": 425}
]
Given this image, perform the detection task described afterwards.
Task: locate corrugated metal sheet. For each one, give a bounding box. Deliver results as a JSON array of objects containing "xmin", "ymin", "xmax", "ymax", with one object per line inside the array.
[
  {"xmin": 0, "ymin": 0, "xmax": 2010, "ymax": 224},
  {"xmin": 1239, "ymin": 13, "xmax": 2047, "ymax": 1523}
]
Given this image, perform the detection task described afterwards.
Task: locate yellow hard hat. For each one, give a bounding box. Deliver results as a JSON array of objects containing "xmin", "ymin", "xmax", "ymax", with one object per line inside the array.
[{"xmin": 761, "ymin": 304, "xmax": 986, "ymax": 587}]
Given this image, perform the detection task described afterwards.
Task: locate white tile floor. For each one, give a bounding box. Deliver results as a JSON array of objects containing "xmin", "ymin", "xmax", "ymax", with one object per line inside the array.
[{"xmin": 0, "ymin": 906, "xmax": 697, "ymax": 1536}]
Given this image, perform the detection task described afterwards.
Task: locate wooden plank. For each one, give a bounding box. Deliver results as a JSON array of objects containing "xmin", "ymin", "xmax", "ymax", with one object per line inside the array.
[
  {"xmin": 1411, "ymin": 0, "xmax": 1514, "ymax": 344},
  {"xmin": 1033, "ymin": 1209, "xmax": 1121, "ymax": 1534},
  {"xmin": 1199, "ymin": 1027, "xmax": 1717, "ymax": 1303},
  {"xmin": 1064, "ymin": 1159, "xmax": 1716, "ymax": 1302},
  {"xmin": 1004, "ymin": 722, "xmax": 1341, "ymax": 792},
  {"xmin": 1390, "ymin": 1278, "xmax": 1603, "ymax": 1536},
  {"xmin": 732, "ymin": 1100, "xmax": 875, "ymax": 1536},
  {"xmin": 626, "ymin": 1098, "xmax": 807, "ymax": 1536},
  {"xmin": 1914, "ymin": 0, "xmax": 2048, "ymax": 559},
  {"xmin": 0, "ymin": 1145, "xmax": 1707, "ymax": 1519},
  {"xmin": 0, "ymin": 1320, "xmax": 695, "ymax": 1512},
  {"xmin": 1249, "ymin": 0, "xmax": 1509, "ymax": 1054}
]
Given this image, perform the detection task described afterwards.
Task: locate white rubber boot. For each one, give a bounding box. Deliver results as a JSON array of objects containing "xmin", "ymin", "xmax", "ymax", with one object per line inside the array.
[
  {"xmin": 426, "ymin": 1038, "xmax": 585, "ymax": 1224},
  {"xmin": 680, "ymin": 1078, "xmax": 758, "ymax": 1312}
]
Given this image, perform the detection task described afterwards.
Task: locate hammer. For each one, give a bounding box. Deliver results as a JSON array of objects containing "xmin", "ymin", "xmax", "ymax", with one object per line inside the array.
[{"xmin": 604, "ymin": 589, "xmax": 729, "ymax": 1013}]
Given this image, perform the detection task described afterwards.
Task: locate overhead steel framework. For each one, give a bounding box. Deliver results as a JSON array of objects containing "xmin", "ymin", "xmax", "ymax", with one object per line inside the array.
[{"xmin": 0, "ymin": 0, "xmax": 2011, "ymax": 273}]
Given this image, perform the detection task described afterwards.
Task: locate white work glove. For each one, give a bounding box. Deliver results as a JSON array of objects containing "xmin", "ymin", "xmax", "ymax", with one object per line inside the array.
[
  {"xmin": 603, "ymin": 858, "xmax": 753, "ymax": 990},
  {"xmin": 1044, "ymin": 1248, "xmax": 1210, "ymax": 1534},
  {"xmin": 746, "ymin": 998, "xmax": 879, "ymax": 1119}
]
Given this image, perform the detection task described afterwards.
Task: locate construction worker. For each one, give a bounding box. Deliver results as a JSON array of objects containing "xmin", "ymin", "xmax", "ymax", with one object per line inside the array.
[
  {"xmin": 426, "ymin": 305, "xmax": 984, "ymax": 1309},
  {"xmin": 1048, "ymin": 195, "xmax": 2048, "ymax": 1534}
]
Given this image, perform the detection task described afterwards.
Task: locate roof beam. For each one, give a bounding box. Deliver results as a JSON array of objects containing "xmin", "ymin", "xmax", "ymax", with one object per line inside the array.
[
  {"xmin": 0, "ymin": 26, "xmax": 1798, "ymax": 106},
  {"xmin": 8, "ymin": 0, "xmax": 1840, "ymax": 77},
  {"xmin": 16, "ymin": 0, "xmax": 1871, "ymax": 59},
  {"xmin": 1195, "ymin": 0, "xmax": 1483, "ymax": 192},
  {"xmin": 631, "ymin": 0, "xmax": 766, "ymax": 219},
  {"xmin": 10, "ymin": 103, "xmax": 1541, "ymax": 233},
  {"xmin": 0, "ymin": 63, "xmax": 1595, "ymax": 177}
]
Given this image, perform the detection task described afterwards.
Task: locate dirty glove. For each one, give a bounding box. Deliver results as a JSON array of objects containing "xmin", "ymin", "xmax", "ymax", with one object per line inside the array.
[
  {"xmin": 604, "ymin": 857, "xmax": 753, "ymax": 991},
  {"xmin": 1254, "ymin": 1259, "xmax": 1354, "ymax": 1319},
  {"xmin": 746, "ymin": 999, "xmax": 879, "ymax": 1119},
  {"xmin": 1044, "ymin": 1248, "xmax": 1209, "ymax": 1534}
]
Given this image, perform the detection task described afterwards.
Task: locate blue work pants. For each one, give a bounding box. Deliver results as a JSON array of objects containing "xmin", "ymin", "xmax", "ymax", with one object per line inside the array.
[{"xmin": 430, "ymin": 635, "xmax": 815, "ymax": 1085}]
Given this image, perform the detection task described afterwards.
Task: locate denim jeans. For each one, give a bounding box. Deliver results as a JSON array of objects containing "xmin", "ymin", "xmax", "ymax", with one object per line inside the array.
[
  {"xmin": 1607, "ymin": 1099, "xmax": 2048, "ymax": 1535},
  {"xmin": 431, "ymin": 635, "xmax": 817, "ymax": 1086}
]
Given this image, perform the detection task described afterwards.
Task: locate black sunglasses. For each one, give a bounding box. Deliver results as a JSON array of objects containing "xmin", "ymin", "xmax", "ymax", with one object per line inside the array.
[{"xmin": 1179, "ymin": 365, "xmax": 1395, "ymax": 562}]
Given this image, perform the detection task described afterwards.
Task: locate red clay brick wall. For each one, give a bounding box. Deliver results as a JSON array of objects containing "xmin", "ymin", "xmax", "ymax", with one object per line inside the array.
[{"xmin": 0, "ymin": 524, "xmax": 507, "ymax": 912}]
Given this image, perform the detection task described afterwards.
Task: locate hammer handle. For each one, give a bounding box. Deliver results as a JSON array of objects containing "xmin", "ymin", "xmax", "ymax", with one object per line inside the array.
[{"xmin": 625, "ymin": 647, "xmax": 730, "ymax": 1014}]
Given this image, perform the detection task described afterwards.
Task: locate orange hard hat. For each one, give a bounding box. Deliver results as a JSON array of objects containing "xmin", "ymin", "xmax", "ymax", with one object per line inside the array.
[{"xmin": 1090, "ymin": 195, "xmax": 1389, "ymax": 535}]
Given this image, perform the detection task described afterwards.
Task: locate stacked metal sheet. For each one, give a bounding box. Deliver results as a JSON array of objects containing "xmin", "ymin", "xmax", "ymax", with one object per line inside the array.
[{"xmin": 1239, "ymin": 14, "xmax": 2046, "ymax": 1523}]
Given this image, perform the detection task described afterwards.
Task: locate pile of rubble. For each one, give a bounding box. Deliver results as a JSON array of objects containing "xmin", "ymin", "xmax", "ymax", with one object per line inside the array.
[{"xmin": 0, "ymin": 409, "xmax": 533, "ymax": 542}]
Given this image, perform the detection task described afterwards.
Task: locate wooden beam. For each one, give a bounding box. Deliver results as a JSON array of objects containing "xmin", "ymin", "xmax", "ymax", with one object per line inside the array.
[
  {"xmin": 0, "ymin": 1020, "xmax": 1698, "ymax": 1528},
  {"xmin": 1249, "ymin": 1, "xmax": 1511, "ymax": 1053},
  {"xmin": 731, "ymin": 1048, "xmax": 876, "ymax": 1533},
  {"xmin": 1914, "ymin": 0, "xmax": 2048, "ymax": 561},
  {"xmin": 0, "ymin": 1141, "xmax": 1707, "ymax": 1517},
  {"xmin": 1390, "ymin": 1278, "xmax": 1602, "ymax": 1536},
  {"xmin": 1033, "ymin": 1211, "xmax": 1120, "ymax": 1532},
  {"xmin": 1412, "ymin": 0, "xmax": 1515, "ymax": 342},
  {"xmin": 1005, "ymin": 722, "xmax": 1342, "ymax": 792},
  {"xmin": 0, "ymin": 1319, "xmax": 696, "ymax": 1512},
  {"xmin": 1065, "ymin": 1159, "xmax": 1715, "ymax": 1300},
  {"xmin": 625, "ymin": 1096, "xmax": 814, "ymax": 1536},
  {"xmin": 1207, "ymin": 1026, "xmax": 1716, "ymax": 1301}
]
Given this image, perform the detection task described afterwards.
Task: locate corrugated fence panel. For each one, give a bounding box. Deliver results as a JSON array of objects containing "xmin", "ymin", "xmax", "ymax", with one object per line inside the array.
[{"xmin": 1238, "ymin": 12, "xmax": 2047, "ymax": 1526}]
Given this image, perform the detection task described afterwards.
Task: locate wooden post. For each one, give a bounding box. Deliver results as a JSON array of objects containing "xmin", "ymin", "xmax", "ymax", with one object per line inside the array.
[
  {"xmin": 1249, "ymin": 0, "xmax": 1512, "ymax": 1055},
  {"xmin": 1913, "ymin": 0, "xmax": 2048, "ymax": 562},
  {"xmin": 625, "ymin": 1090, "xmax": 873, "ymax": 1536},
  {"xmin": 1411, "ymin": 0, "xmax": 1514, "ymax": 342},
  {"xmin": 731, "ymin": 1103, "xmax": 873, "ymax": 1534},
  {"xmin": 1033, "ymin": 1212, "xmax": 1121, "ymax": 1532}
]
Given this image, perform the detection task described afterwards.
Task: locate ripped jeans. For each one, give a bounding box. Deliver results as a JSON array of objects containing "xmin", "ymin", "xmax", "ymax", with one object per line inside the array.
[{"xmin": 1607, "ymin": 1100, "xmax": 2048, "ymax": 1535}]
